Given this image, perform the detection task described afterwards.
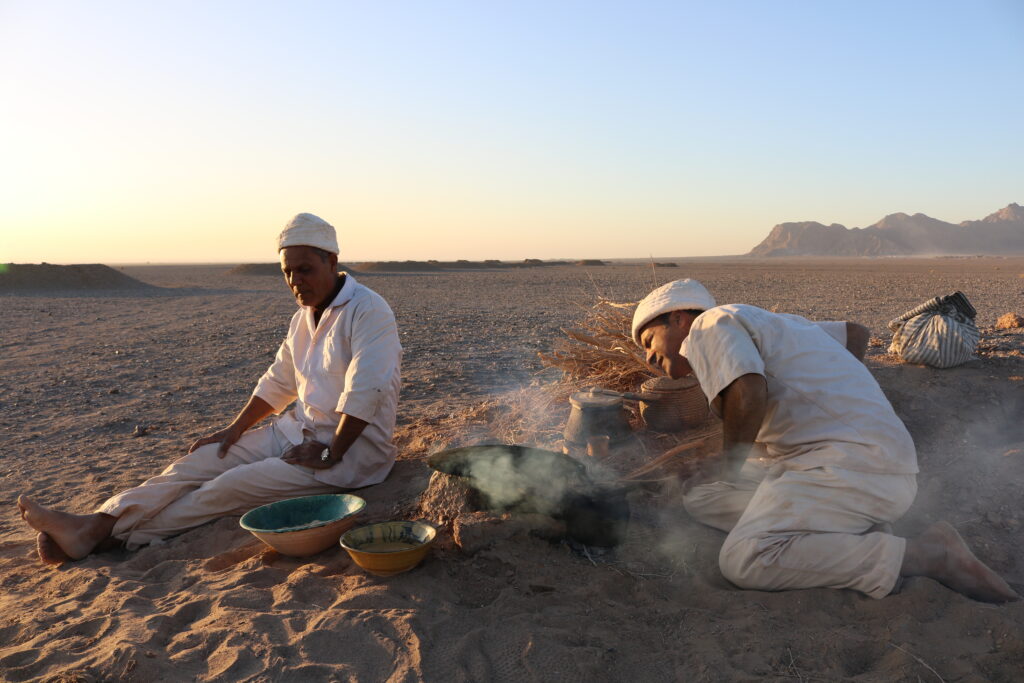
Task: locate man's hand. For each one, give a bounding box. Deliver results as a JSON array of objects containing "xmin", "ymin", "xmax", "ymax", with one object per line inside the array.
[
  {"xmin": 681, "ymin": 453, "xmax": 740, "ymax": 494},
  {"xmin": 188, "ymin": 425, "xmax": 244, "ymax": 458},
  {"xmin": 282, "ymin": 442, "xmax": 337, "ymax": 470},
  {"xmin": 187, "ymin": 396, "xmax": 276, "ymax": 458}
]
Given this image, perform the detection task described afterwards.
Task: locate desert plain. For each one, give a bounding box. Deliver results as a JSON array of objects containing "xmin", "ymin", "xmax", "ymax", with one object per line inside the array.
[{"xmin": 2, "ymin": 257, "xmax": 1024, "ymax": 681}]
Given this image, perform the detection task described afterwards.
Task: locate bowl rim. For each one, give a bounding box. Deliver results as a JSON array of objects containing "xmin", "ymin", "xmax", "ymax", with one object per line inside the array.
[
  {"xmin": 239, "ymin": 493, "xmax": 366, "ymax": 534},
  {"xmin": 340, "ymin": 520, "xmax": 437, "ymax": 554}
]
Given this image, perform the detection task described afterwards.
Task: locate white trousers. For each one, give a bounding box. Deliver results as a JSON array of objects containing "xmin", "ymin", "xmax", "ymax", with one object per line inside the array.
[
  {"xmin": 682, "ymin": 458, "xmax": 917, "ymax": 599},
  {"xmin": 98, "ymin": 425, "xmax": 340, "ymax": 548}
]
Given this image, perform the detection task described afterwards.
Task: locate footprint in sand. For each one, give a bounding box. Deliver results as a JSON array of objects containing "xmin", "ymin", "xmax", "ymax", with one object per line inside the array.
[{"xmin": 203, "ymin": 542, "xmax": 273, "ymax": 572}]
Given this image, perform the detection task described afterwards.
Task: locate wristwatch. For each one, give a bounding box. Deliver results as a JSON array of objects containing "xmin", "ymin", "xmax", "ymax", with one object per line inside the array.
[{"xmin": 320, "ymin": 446, "xmax": 331, "ymax": 463}]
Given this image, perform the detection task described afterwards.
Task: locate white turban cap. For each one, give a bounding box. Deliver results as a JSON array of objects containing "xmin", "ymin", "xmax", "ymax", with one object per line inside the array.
[
  {"xmin": 631, "ymin": 279, "xmax": 717, "ymax": 346},
  {"xmin": 277, "ymin": 213, "xmax": 339, "ymax": 254}
]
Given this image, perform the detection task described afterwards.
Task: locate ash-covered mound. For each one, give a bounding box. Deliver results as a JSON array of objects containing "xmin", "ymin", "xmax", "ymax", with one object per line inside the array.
[
  {"xmin": 0, "ymin": 263, "xmax": 155, "ymax": 291},
  {"xmin": 228, "ymin": 263, "xmax": 357, "ymax": 275}
]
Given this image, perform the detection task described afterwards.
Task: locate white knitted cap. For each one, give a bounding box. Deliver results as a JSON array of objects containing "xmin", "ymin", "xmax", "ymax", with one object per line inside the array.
[
  {"xmin": 631, "ymin": 279, "xmax": 716, "ymax": 346},
  {"xmin": 277, "ymin": 213, "xmax": 339, "ymax": 254}
]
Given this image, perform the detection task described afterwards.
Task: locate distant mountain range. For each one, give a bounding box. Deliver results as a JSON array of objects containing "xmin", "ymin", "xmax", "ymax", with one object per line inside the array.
[{"xmin": 748, "ymin": 203, "xmax": 1024, "ymax": 256}]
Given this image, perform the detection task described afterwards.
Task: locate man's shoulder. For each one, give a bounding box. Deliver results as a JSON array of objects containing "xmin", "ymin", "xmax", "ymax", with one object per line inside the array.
[
  {"xmin": 693, "ymin": 304, "xmax": 764, "ymax": 330},
  {"xmin": 339, "ymin": 279, "xmax": 396, "ymax": 326}
]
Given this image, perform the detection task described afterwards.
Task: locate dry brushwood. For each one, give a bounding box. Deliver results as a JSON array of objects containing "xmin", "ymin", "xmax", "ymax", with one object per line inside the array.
[{"xmin": 538, "ymin": 298, "xmax": 657, "ymax": 399}]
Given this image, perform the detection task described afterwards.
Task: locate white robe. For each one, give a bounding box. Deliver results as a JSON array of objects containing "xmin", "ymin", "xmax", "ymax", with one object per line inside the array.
[
  {"xmin": 680, "ymin": 305, "xmax": 917, "ymax": 598},
  {"xmin": 100, "ymin": 274, "xmax": 402, "ymax": 547}
]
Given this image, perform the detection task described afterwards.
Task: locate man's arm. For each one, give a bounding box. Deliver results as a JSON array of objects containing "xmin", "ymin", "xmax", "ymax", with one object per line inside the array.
[
  {"xmin": 188, "ymin": 395, "xmax": 276, "ymax": 458},
  {"xmin": 704, "ymin": 373, "xmax": 768, "ymax": 482},
  {"xmin": 281, "ymin": 413, "xmax": 369, "ymax": 469}
]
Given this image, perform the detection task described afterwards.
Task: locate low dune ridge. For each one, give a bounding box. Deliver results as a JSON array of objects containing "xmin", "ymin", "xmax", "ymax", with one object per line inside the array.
[
  {"xmin": 355, "ymin": 259, "xmax": 571, "ymax": 272},
  {"xmin": 0, "ymin": 263, "xmax": 154, "ymax": 291},
  {"xmin": 228, "ymin": 263, "xmax": 358, "ymax": 276},
  {"xmin": 356, "ymin": 260, "xmax": 445, "ymax": 272}
]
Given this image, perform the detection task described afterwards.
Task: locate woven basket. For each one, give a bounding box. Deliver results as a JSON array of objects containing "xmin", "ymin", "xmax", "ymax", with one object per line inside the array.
[{"xmin": 639, "ymin": 376, "xmax": 711, "ymax": 432}]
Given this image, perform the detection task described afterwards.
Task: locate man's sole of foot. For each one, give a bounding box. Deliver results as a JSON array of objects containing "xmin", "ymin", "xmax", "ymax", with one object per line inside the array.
[
  {"xmin": 17, "ymin": 495, "xmax": 106, "ymax": 561},
  {"xmin": 36, "ymin": 532, "xmax": 71, "ymax": 565},
  {"xmin": 925, "ymin": 521, "xmax": 1019, "ymax": 603}
]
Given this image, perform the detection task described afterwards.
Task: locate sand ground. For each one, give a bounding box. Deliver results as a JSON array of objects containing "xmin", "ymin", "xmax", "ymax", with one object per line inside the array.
[{"xmin": 2, "ymin": 259, "xmax": 1023, "ymax": 681}]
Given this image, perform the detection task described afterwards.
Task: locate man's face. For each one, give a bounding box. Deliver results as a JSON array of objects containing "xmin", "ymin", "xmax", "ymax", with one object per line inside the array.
[
  {"xmin": 639, "ymin": 310, "xmax": 696, "ymax": 379},
  {"xmin": 280, "ymin": 246, "xmax": 338, "ymax": 308}
]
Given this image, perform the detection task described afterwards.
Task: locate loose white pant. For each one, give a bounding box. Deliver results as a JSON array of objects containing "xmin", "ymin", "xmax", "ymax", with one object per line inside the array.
[
  {"xmin": 98, "ymin": 425, "xmax": 340, "ymax": 548},
  {"xmin": 683, "ymin": 458, "xmax": 917, "ymax": 599}
]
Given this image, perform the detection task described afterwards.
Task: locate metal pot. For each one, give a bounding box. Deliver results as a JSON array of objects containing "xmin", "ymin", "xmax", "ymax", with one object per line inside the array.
[{"xmin": 563, "ymin": 390, "xmax": 634, "ymax": 448}]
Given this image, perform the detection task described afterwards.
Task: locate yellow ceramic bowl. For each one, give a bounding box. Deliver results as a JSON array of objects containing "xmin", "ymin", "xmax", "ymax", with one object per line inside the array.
[
  {"xmin": 240, "ymin": 494, "xmax": 366, "ymax": 557},
  {"xmin": 340, "ymin": 521, "xmax": 437, "ymax": 576}
]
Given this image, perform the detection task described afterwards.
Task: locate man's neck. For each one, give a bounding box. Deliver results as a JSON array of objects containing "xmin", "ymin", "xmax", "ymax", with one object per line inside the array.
[{"xmin": 313, "ymin": 273, "xmax": 345, "ymax": 326}]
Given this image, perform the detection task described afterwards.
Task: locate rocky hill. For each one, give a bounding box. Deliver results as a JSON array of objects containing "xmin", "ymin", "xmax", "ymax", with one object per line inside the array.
[{"xmin": 748, "ymin": 203, "xmax": 1024, "ymax": 256}]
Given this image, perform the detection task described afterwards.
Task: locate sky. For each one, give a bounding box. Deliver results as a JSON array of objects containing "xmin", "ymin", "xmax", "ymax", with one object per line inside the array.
[{"xmin": 1, "ymin": 1, "xmax": 1022, "ymax": 263}]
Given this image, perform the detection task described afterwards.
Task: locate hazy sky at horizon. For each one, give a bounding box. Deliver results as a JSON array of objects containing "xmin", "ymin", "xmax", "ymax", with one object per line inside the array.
[{"xmin": 2, "ymin": 1, "xmax": 1022, "ymax": 264}]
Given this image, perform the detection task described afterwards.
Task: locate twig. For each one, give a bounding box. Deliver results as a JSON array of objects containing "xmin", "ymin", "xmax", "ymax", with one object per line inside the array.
[
  {"xmin": 888, "ymin": 642, "xmax": 945, "ymax": 682},
  {"xmin": 786, "ymin": 648, "xmax": 804, "ymax": 683},
  {"xmin": 622, "ymin": 435, "xmax": 716, "ymax": 480}
]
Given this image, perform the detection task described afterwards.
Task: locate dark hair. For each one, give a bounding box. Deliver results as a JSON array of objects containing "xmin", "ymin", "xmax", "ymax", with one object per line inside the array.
[
  {"xmin": 310, "ymin": 247, "xmax": 334, "ymax": 263},
  {"xmin": 647, "ymin": 309, "xmax": 704, "ymax": 328},
  {"xmin": 638, "ymin": 309, "xmax": 704, "ymax": 335}
]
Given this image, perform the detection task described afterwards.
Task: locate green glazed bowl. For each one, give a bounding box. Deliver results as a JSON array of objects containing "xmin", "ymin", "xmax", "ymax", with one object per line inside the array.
[
  {"xmin": 240, "ymin": 493, "xmax": 366, "ymax": 557},
  {"xmin": 340, "ymin": 521, "xmax": 437, "ymax": 576}
]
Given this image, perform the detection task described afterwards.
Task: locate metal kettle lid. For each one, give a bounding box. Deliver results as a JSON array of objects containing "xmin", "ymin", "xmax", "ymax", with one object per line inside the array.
[{"xmin": 569, "ymin": 389, "xmax": 625, "ymax": 409}]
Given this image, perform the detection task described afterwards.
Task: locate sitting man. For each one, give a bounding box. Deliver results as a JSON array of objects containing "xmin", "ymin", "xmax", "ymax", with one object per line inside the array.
[
  {"xmin": 632, "ymin": 279, "xmax": 1017, "ymax": 602},
  {"xmin": 19, "ymin": 213, "xmax": 402, "ymax": 563}
]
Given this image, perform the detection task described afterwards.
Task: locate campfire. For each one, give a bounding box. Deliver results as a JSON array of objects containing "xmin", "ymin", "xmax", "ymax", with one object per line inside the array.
[{"xmin": 403, "ymin": 296, "xmax": 724, "ymax": 552}]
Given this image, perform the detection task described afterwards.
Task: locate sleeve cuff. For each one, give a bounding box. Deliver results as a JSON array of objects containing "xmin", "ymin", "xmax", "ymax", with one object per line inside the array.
[
  {"xmin": 336, "ymin": 389, "xmax": 384, "ymax": 423},
  {"xmin": 253, "ymin": 382, "xmax": 296, "ymax": 414}
]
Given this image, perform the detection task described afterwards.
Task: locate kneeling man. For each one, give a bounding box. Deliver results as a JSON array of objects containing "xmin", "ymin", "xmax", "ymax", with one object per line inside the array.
[
  {"xmin": 19, "ymin": 213, "xmax": 402, "ymax": 563},
  {"xmin": 633, "ymin": 279, "xmax": 1016, "ymax": 602}
]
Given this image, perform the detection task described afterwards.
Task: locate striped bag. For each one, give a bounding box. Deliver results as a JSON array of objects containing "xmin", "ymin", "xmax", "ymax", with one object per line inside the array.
[{"xmin": 887, "ymin": 291, "xmax": 979, "ymax": 368}]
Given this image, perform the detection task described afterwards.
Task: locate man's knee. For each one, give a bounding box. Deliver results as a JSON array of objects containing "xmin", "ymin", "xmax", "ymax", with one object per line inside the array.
[
  {"xmin": 681, "ymin": 484, "xmax": 715, "ymax": 518},
  {"xmin": 189, "ymin": 458, "xmax": 293, "ymax": 504},
  {"xmin": 719, "ymin": 533, "xmax": 792, "ymax": 590},
  {"xmin": 157, "ymin": 443, "xmax": 221, "ymax": 476}
]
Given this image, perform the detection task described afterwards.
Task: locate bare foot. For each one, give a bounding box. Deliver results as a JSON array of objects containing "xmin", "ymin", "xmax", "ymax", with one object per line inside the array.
[
  {"xmin": 17, "ymin": 495, "xmax": 116, "ymax": 561},
  {"xmin": 903, "ymin": 521, "xmax": 1019, "ymax": 603},
  {"xmin": 36, "ymin": 532, "xmax": 71, "ymax": 565}
]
